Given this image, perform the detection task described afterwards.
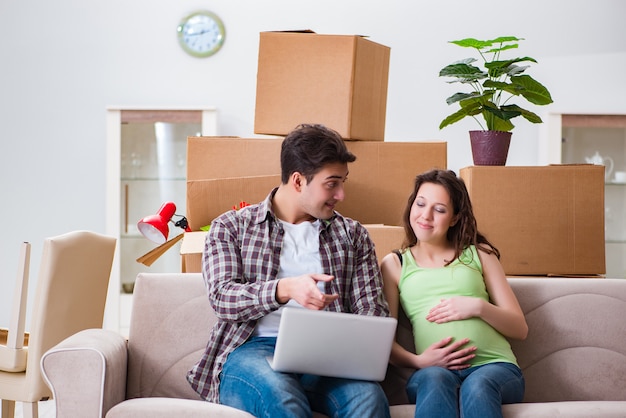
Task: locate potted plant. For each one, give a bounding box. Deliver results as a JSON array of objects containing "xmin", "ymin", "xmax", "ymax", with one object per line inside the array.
[{"xmin": 439, "ymin": 36, "xmax": 553, "ymax": 165}]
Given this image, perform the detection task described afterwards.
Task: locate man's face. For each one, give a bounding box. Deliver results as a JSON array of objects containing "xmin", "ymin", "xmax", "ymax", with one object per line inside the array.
[{"xmin": 298, "ymin": 162, "xmax": 349, "ymax": 221}]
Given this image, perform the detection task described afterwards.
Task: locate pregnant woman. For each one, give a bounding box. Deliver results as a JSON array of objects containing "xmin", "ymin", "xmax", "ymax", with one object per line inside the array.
[{"xmin": 380, "ymin": 169, "xmax": 528, "ymax": 418}]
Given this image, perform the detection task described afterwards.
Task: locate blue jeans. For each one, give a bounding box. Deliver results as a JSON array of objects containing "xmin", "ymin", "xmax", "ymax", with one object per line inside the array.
[
  {"xmin": 219, "ymin": 336, "xmax": 391, "ymax": 418},
  {"xmin": 406, "ymin": 362, "xmax": 524, "ymax": 418}
]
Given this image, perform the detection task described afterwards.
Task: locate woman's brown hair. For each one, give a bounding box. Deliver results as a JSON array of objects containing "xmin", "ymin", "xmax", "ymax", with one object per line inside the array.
[{"xmin": 401, "ymin": 169, "xmax": 500, "ymax": 265}]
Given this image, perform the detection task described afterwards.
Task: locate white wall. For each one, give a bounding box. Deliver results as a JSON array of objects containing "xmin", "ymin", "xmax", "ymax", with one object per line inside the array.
[{"xmin": 1, "ymin": 0, "xmax": 625, "ymax": 325}]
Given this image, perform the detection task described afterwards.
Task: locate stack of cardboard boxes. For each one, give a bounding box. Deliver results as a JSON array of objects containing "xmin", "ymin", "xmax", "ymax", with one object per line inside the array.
[
  {"xmin": 181, "ymin": 31, "xmax": 447, "ymax": 271},
  {"xmin": 180, "ymin": 30, "xmax": 606, "ymax": 278}
]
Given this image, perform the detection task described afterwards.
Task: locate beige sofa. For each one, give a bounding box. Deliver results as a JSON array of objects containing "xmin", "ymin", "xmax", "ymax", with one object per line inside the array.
[{"xmin": 41, "ymin": 273, "xmax": 626, "ymax": 418}]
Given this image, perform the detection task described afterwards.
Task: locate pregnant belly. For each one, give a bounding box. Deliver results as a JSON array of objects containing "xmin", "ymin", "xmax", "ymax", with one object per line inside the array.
[{"xmin": 412, "ymin": 317, "xmax": 511, "ymax": 366}]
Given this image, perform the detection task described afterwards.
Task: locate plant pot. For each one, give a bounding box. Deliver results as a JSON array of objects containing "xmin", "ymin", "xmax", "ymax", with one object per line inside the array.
[{"xmin": 469, "ymin": 130, "xmax": 512, "ymax": 166}]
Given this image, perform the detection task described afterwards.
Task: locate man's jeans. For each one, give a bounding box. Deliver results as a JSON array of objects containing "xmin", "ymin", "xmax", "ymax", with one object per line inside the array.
[
  {"xmin": 406, "ymin": 362, "xmax": 525, "ymax": 418},
  {"xmin": 219, "ymin": 336, "xmax": 391, "ymax": 418}
]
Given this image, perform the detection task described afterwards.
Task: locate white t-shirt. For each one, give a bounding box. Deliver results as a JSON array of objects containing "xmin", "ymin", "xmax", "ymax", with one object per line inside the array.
[{"xmin": 253, "ymin": 219, "xmax": 323, "ymax": 337}]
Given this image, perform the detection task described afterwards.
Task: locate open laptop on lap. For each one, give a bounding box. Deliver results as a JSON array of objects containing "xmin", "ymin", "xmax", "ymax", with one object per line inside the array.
[{"xmin": 267, "ymin": 307, "xmax": 397, "ymax": 381}]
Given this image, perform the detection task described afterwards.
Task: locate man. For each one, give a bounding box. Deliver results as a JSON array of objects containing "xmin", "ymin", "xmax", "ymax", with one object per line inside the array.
[{"xmin": 187, "ymin": 124, "xmax": 390, "ymax": 417}]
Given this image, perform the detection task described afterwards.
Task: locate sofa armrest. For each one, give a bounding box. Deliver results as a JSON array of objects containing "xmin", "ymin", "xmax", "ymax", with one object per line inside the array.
[{"xmin": 41, "ymin": 328, "xmax": 128, "ymax": 418}]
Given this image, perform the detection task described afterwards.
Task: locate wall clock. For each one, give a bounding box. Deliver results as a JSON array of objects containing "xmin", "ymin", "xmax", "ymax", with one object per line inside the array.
[{"xmin": 177, "ymin": 10, "xmax": 226, "ymax": 58}]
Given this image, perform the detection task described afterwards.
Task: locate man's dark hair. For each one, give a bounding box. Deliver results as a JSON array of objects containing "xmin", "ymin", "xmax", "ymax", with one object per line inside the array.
[{"xmin": 280, "ymin": 124, "xmax": 356, "ymax": 184}]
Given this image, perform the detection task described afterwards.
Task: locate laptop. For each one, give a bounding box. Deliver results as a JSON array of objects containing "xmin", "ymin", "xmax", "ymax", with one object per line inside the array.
[{"xmin": 267, "ymin": 308, "xmax": 397, "ymax": 381}]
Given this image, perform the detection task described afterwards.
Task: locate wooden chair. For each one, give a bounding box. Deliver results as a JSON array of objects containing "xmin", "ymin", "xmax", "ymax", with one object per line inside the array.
[{"xmin": 0, "ymin": 231, "xmax": 116, "ymax": 418}]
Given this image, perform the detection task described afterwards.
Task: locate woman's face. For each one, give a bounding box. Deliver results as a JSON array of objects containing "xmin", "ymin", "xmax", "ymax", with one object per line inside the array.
[{"xmin": 409, "ymin": 182, "xmax": 457, "ymax": 244}]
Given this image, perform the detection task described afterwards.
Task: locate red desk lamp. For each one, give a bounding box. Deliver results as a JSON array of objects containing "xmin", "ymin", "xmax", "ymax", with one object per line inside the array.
[
  {"xmin": 136, "ymin": 202, "xmax": 192, "ymax": 267},
  {"xmin": 137, "ymin": 202, "xmax": 191, "ymax": 244}
]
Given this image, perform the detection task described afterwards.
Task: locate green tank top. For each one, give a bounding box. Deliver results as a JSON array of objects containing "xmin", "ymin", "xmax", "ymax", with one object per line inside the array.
[{"xmin": 398, "ymin": 245, "xmax": 518, "ymax": 367}]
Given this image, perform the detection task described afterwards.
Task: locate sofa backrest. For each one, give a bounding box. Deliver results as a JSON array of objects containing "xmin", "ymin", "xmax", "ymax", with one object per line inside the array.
[
  {"xmin": 126, "ymin": 274, "xmax": 626, "ymax": 405},
  {"xmin": 506, "ymin": 278, "xmax": 626, "ymax": 403},
  {"xmin": 385, "ymin": 277, "xmax": 626, "ymax": 405},
  {"xmin": 126, "ymin": 273, "xmax": 212, "ymax": 401}
]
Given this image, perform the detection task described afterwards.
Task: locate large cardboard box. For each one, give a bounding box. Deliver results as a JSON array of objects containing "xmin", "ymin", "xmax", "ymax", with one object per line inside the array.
[
  {"xmin": 187, "ymin": 175, "xmax": 281, "ymax": 231},
  {"xmin": 340, "ymin": 141, "xmax": 447, "ymax": 226},
  {"xmin": 186, "ymin": 136, "xmax": 282, "ymax": 230},
  {"xmin": 254, "ymin": 31, "xmax": 390, "ymax": 141},
  {"xmin": 364, "ymin": 225, "xmax": 406, "ymax": 263},
  {"xmin": 187, "ymin": 137, "xmax": 447, "ymax": 228},
  {"xmin": 187, "ymin": 137, "xmax": 281, "ymax": 181},
  {"xmin": 181, "ymin": 224, "xmax": 405, "ymax": 273},
  {"xmin": 460, "ymin": 165, "xmax": 605, "ymax": 276}
]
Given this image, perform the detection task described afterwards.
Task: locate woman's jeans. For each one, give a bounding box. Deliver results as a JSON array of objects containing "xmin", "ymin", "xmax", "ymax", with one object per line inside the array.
[
  {"xmin": 406, "ymin": 362, "xmax": 525, "ymax": 418},
  {"xmin": 219, "ymin": 336, "xmax": 390, "ymax": 418}
]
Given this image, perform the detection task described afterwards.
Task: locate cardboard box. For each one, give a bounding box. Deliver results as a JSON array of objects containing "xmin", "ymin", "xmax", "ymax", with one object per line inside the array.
[
  {"xmin": 254, "ymin": 31, "xmax": 390, "ymax": 141},
  {"xmin": 460, "ymin": 165, "xmax": 605, "ymax": 276},
  {"xmin": 187, "ymin": 175, "xmax": 281, "ymax": 231},
  {"xmin": 364, "ymin": 224, "xmax": 406, "ymax": 264},
  {"xmin": 340, "ymin": 141, "xmax": 447, "ymax": 225},
  {"xmin": 180, "ymin": 231, "xmax": 207, "ymax": 273},
  {"xmin": 187, "ymin": 136, "xmax": 281, "ymax": 181},
  {"xmin": 180, "ymin": 224, "xmax": 405, "ymax": 273},
  {"xmin": 187, "ymin": 137, "xmax": 447, "ymax": 228}
]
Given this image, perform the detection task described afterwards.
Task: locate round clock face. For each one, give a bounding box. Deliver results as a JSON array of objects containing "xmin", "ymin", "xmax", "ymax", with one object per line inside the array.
[{"xmin": 177, "ymin": 11, "xmax": 225, "ymax": 58}]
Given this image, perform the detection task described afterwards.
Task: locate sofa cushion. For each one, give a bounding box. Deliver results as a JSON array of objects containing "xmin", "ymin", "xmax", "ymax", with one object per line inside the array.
[
  {"xmin": 501, "ymin": 401, "xmax": 626, "ymax": 418},
  {"xmin": 386, "ymin": 401, "xmax": 626, "ymax": 418},
  {"xmin": 106, "ymin": 398, "xmax": 254, "ymax": 418},
  {"xmin": 507, "ymin": 278, "xmax": 626, "ymax": 402},
  {"xmin": 126, "ymin": 273, "xmax": 214, "ymax": 401}
]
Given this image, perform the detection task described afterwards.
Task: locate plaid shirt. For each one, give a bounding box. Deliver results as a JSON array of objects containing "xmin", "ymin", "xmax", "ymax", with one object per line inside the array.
[{"xmin": 187, "ymin": 188, "xmax": 390, "ymax": 403}]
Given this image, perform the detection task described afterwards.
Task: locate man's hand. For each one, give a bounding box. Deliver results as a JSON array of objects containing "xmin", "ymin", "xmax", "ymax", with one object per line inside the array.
[{"xmin": 276, "ymin": 273, "xmax": 339, "ymax": 310}]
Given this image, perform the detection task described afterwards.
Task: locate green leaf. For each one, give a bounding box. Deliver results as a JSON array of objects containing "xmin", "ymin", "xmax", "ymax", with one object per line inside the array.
[
  {"xmin": 439, "ymin": 102, "xmax": 482, "ymax": 129},
  {"xmin": 489, "ymin": 36, "xmax": 523, "ymax": 44},
  {"xmin": 446, "ymin": 91, "xmax": 495, "ymax": 106},
  {"xmin": 485, "ymin": 57, "xmax": 536, "ymax": 77},
  {"xmin": 484, "ymin": 104, "xmax": 521, "ymax": 121},
  {"xmin": 508, "ymin": 105, "xmax": 544, "ymax": 124},
  {"xmin": 484, "ymin": 80, "xmax": 524, "ymax": 99},
  {"xmin": 483, "ymin": 36, "xmax": 524, "ymax": 53},
  {"xmin": 487, "ymin": 115, "xmax": 515, "ymax": 132},
  {"xmin": 507, "ymin": 64, "xmax": 530, "ymax": 76},
  {"xmin": 481, "ymin": 105, "xmax": 514, "ymax": 131},
  {"xmin": 510, "ymin": 75, "xmax": 553, "ymax": 105},
  {"xmin": 445, "ymin": 92, "xmax": 475, "ymax": 105},
  {"xmin": 439, "ymin": 62, "xmax": 486, "ymax": 82},
  {"xmin": 449, "ymin": 38, "xmax": 493, "ymax": 49},
  {"xmin": 485, "ymin": 57, "xmax": 537, "ymax": 70},
  {"xmin": 485, "ymin": 43, "xmax": 519, "ymax": 54}
]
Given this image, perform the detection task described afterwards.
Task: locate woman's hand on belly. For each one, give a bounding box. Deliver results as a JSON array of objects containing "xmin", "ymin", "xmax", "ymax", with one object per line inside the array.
[
  {"xmin": 416, "ymin": 336, "xmax": 476, "ymax": 370},
  {"xmin": 426, "ymin": 296, "xmax": 483, "ymax": 324}
]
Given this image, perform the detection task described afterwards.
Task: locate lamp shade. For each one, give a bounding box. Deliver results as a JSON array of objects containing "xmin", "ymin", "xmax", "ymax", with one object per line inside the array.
[{"xmin": 137, "ymin": 202, "xmax": 177, "ymax": 244}]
